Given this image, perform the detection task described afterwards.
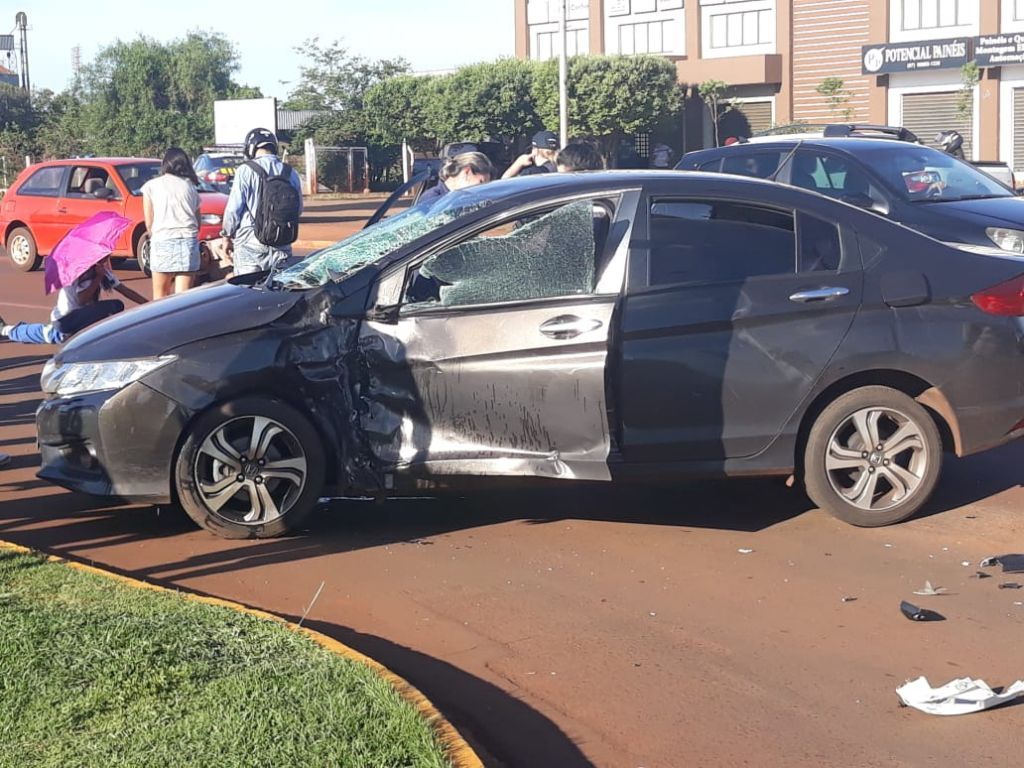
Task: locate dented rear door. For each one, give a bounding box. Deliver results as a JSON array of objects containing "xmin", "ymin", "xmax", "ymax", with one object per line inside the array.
[{"xmin": 359, "ymin": 191, "xmax": 639, "ymax": 482}]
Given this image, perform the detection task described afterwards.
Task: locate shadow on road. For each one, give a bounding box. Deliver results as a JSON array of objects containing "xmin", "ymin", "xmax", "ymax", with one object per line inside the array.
[{"xmin": 295, "ymin": 615, "xmax": 596, "ymax": 768}]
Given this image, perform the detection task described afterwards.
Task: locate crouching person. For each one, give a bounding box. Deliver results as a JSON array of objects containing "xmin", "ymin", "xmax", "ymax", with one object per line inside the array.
[{"xmin": 1, "ymin": 258, "xmax": 144, "ymax": 344}]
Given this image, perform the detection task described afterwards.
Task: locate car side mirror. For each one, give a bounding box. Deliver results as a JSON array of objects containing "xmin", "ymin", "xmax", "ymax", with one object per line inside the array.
[{"xmin": 92, "ymin": 187, "xmax": 115, "ymax": 200}]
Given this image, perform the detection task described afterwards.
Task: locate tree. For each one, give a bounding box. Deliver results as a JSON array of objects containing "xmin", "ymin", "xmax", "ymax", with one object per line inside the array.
[
  {"xmin": 817, "ymin": 77, "xmax": 853, "ymax": 121},
  {"xmin": 697, "ymin": 79, "xmax": 735, "ymax": 148},
  {"xmin": 362, "ymin": 75, "xmax": 437, "ymax": 147},
  {"xmin": 533, "ymin": 55, "xmax": 682, "ymax": 155},
  {"xmin": 428, "ymin": 59, "xmax": 540, "ymax": 143},
  {"xmin": 74, "ymin": 32, "xmax": 260, "ymax": 156},
  {"xmin": 957, "ymin": 61, "xmax": 980, "ymax": 126}
]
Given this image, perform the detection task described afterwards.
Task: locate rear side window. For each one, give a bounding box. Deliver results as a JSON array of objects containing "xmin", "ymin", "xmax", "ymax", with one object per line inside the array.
[
  {"xmin": 17, "ymin": 166, "xmax": 64, "ymax": 197},
  {"xmin": 649, "ymin": 200, "xmax": 795, "ymax": 286},
  {"xmin": 798, "ymin": 213, "xmax": 842, "ymax": 272},
  {"xmin": 697, "ymin": 158, "xmax": 722, "ymax": 172},
  {"xmin": 722, "ymin": 151, "xmax": 784, "ymax": 179}
]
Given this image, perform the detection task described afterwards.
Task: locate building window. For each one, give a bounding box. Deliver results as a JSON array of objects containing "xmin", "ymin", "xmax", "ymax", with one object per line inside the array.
[
  {"xmin": 700, "ymin": 0, "xmax": 776, "ymax": 58},
  {"xmin": 901, "ymin": 0, "xmax": 968, "ymax": 30},
  {"xmin": 605, "ymin": 1, "xmax": 686, "ymax": 56},
  {"xmin": 533, "ymin": 26, "xmax": 589, "ymax": 59},
  {"xmin": 619, "ymin": 20, "xmax": 679, "ymax": 54},
  {"xmin": 890, "ymin": 0, "xmax": 978, "ymax": 41},
  {"xmin": 709, "ymin": 9, "xmax": 773, "ymax": 48}
]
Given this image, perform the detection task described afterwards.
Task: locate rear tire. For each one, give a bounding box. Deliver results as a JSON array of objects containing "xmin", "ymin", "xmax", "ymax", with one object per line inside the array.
[
  {"xmin": 174, "ymin": 398, "xmax": 326, "ymax": 539},
  {"xmin": 803, "ymin": 386, "xmax": 942, "ymax": 527},
  {"xmin": 8, "ymin": 227, "xmax": 41, "ymax": 272}
]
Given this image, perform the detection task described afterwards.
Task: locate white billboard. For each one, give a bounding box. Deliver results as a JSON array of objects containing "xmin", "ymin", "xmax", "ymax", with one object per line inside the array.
[{"xmin": 213, "ymin": 97, "xmax": 277, "ymax": 145}]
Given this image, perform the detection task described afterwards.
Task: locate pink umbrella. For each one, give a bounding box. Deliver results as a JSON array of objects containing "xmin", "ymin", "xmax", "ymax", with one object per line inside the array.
[{"xmin": 43, "ymin": 211, "xmax": 133, "ymax": 295}]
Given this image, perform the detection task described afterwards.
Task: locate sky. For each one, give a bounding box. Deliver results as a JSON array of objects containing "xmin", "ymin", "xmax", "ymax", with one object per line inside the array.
[{"xmin": 10, "ymin": 0, "xmax": 516, "ymax": 99}]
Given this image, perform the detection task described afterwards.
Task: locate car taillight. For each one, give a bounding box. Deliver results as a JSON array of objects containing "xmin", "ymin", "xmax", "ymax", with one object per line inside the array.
[
  {"xmin": 971, "ymin": 274, "xmax": 1024, "ymax": 316},
  {"xmin": 207, "ymin": 171, "xmax": 228, "ymax": 182}
]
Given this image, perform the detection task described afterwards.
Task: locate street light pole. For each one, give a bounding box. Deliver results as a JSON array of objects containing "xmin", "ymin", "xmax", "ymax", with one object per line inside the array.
[{"xmin": 558, "ymin": 0, "xmax": 568, "ymax": 147}]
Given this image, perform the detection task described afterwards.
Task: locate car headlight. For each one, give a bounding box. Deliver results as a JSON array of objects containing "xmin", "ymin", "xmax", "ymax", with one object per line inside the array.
[
  {"xmin": 201, "ymin": 213, "xmax": 222, "ymax": 225},
  {"xmin": 45, "ymin": 356, "xmax": 176, "ymax": 397},
  {"xmin": 986, "ymin": 227, "xmax": 1024, "ymax": 254}
]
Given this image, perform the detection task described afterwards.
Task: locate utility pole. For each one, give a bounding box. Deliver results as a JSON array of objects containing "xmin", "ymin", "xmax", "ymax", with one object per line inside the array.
[
  {"xmin": 558, "ymin": 0, "xmax": 568, "ymax": 147},
  {"xmin": 15, "ymin": 12, "xmax": 29, "ymax": 97}
]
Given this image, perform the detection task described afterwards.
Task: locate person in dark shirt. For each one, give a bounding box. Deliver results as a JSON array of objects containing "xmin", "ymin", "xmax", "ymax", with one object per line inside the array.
[
  {"xmin": 415, "ymin": 152, "xmax": 494, "ymax": 208},
  {"xmin": 502, "ymin": 130, "xmax": 560, "ymax": 178},
  {"xmin": 556, "ymin": 142, "xmax": 606, "ymax": 172}
]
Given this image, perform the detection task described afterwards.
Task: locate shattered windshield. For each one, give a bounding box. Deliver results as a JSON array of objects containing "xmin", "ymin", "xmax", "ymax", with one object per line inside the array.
[{"xmin": 272, "ymin": 192, "xmax": 495, "ymax": 289}]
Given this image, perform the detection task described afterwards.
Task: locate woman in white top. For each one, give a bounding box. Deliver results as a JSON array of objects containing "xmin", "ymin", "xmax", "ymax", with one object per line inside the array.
[{"xmin": 142, "ymin": 147, "xmax": 201, "ymax": 299}]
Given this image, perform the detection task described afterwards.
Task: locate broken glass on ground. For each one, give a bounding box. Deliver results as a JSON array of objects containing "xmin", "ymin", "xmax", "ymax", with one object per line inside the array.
[
  {"xmin": 897, "ymin": 676, "xmax": 1024, "ymax": 716},
  {"xmin": 417, "ymin": 200, "xmax": 596, "ymax": 307},
  {"xmin": 900, "ymin": 600, "xmax": 945, "ymax": 622},
  {"xmin": 913, "ymin": 581, "xmax": 947, "ymax": 596}
]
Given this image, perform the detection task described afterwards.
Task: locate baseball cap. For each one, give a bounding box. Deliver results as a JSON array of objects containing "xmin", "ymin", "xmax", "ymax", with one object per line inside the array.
[{"xmin": 532, "ymin": 130, "xmax": 559, "ymax": 150}]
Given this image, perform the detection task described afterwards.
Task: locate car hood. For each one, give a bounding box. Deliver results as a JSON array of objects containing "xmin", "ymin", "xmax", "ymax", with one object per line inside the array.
[
  {"xmin": 924, "ymin": 196, "xmax": 1024, "ymax": 228},
  {"xmin": 58, "ymin": 281, "xmax": 304, "ymax": 364}
]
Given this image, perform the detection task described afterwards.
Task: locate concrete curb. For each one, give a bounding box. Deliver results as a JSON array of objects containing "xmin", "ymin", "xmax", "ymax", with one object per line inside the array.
[{"xmin": 0, "ymin": 539, "xmax": 484, "ymax": 768}]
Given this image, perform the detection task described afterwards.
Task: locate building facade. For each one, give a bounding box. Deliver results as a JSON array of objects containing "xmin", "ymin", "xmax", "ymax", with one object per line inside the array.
[{"xmin": 514, "ymin": 0, "xmax": 1024, "ymax": 169}]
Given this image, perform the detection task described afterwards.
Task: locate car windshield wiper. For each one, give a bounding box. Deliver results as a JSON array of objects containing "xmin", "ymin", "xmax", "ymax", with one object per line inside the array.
[{"xmin": 913, "ymin": 193, "xmax": 1011, "ymax": 203}]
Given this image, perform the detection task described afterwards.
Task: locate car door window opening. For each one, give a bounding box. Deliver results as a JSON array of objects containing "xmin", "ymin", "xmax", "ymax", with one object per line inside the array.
[
  {"xmin": 406, "ymin": 199, "xmax": 611, "ymax": 309},
  {"xmin": 648, "ymin": 199, "xmax": 796, "ymax": 286},
  {"xmin": 67, "ymin": 166, "xmax": 119, "ymax": 199}
]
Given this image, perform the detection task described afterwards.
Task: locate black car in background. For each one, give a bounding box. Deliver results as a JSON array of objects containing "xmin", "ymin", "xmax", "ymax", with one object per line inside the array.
[
  {"xmin": 36, "ymin": 172, "xmax": 1024, "ymax": 538},
  {"xmin": 678, "ymin": 138, "xmax": 1024, "ymax": 255}
]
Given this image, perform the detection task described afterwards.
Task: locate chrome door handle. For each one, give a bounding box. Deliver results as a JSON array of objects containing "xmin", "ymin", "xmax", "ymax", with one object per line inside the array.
[
  {"xmin": 539, "ymin": 315, "xmax": 603, "ymax": 339},
  {"xmin": 789, "ymin": 286, "xmax": 850, "ymax": 303}
]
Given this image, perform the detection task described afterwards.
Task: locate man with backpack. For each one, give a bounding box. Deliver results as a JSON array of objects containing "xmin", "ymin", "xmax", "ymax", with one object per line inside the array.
[{"xmin": 221, "ymin": 128, "xmax": 304, "ymax": 276}]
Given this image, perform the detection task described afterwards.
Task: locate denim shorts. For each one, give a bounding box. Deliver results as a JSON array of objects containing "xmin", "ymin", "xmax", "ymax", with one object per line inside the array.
[{"xmin": 151, "ymin": 237, "xmax": 200, "ymax": 273}]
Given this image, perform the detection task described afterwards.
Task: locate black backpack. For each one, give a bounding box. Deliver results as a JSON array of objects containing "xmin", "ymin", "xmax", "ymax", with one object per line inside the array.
[{"xmin": 245, "ymin": 160, "xmax": 301, "ymax": 247}]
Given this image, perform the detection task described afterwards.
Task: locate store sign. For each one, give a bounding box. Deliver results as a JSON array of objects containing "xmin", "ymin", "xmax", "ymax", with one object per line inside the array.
[
  {"xmin": 975, "ymin": 34, "xmax": 1024, "ymax": 67},
  {"xmin": 862, "ymin": 37, "xmax": 971, "ymax": 75}
]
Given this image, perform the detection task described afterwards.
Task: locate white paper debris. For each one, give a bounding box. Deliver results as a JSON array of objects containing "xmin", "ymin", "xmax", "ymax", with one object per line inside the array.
[
  {"xmin": 737, "ymin": 548, "xmax": 754, "ymax": 554},
  {"xmin": 896, "ymin": 676, "xmax": 1024, "ymax": 716},
  {"xmin": 913, "ymin": 581, "xmax": 948, "ymax": 596}
]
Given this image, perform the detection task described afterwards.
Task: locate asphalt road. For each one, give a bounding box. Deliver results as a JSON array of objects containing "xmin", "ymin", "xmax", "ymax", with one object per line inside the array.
[{"xmin": 1, "ymin": 256, "xmax": 1022, "ymax": 767}]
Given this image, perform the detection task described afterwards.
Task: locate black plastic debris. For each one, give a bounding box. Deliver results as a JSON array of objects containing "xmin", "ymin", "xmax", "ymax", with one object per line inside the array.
[
  {"xmin": 900, "ymin": 600, "xmax": 946, "ymax": 622},
  {"xmin": 971, "ymin": 571, "xmax": 993, "ymax": 580},
  {"xmin": 979, "ymin": 554, "xmax": 1024, "ymax": 573},
  {"xmin": 998, "ymin": 582, "xmax": 1023, "ymax": 590}
]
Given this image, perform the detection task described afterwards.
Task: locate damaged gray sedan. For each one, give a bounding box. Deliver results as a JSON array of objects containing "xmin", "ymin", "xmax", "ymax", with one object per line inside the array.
[{"xmin": 36, "ymin": 172, "xmax": 1024, "ymax": 538}]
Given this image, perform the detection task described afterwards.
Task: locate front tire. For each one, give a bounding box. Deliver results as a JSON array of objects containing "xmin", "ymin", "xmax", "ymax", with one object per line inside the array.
[
  {"xmin": 135, "ymin": 232, "xmax": 152, "ymax": 276},
  {"xmin": 175, "ymin": 398, "xmax": 326, "ymax": 538},
  {"xmin": 803, "ymin": 386, "xmax": 942, "ymax": 527},
  {"xmin": 8, "ymin": 227, "xmax": 41, "ymax": 272}
]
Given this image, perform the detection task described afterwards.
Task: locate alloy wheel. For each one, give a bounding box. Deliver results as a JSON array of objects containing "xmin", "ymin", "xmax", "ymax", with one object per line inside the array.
[
  {"xmin": 193, "ymin": 415, "xmax": 308, "ymax": 526},
  {"xmin": 824, "ymin": 406, "xmax": 928, "ymax": 512}
]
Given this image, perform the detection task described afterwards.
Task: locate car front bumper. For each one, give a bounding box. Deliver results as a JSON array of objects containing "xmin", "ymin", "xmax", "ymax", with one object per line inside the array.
[{"xmin": 36, "ymin": 382, "xmax": 191, "ymax": 502}]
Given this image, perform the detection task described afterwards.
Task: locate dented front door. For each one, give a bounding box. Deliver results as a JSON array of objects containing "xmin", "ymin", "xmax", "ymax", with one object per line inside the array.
[
  {"xmin": 359, "ymin": 196, "xmax": 632, "ymax": 482},
  {"xmin": 361, "ymin": 299, "xmax": 617, "ymax": 480}
]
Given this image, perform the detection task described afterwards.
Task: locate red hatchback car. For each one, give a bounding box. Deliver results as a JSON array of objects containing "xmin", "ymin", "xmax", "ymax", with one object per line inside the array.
[{"xmin": 1, "ymin": 158, "xmax": 229, "ymax": 272}]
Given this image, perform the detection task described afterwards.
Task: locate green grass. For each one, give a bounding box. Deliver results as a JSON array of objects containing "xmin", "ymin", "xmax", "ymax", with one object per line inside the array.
[{"xmin": 0, "ymin": 550, "xmax": 452, "ymax": 768}]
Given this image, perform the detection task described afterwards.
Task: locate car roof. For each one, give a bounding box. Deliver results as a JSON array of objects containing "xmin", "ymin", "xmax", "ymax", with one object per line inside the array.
[
  {"xmin": 442, "ymin": 169, "xmax": 849, "ymax": 205},
  {"xmin": 30, "ymin": 157, "xmax": 159, "ymax": 166},
  {"xmin": 693, "ymin": 137, "xmax": 915, "ymax": 154}
]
